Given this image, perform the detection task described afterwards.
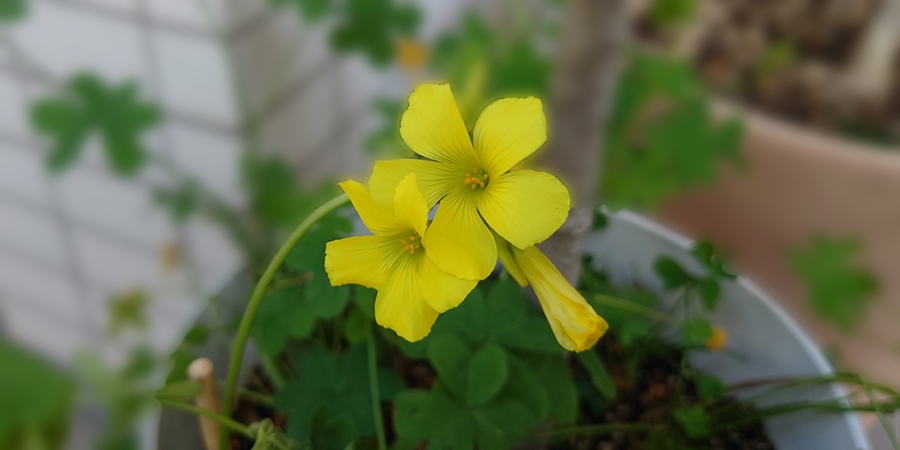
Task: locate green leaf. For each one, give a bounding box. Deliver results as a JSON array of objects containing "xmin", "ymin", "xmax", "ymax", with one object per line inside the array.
[
  {"xmin": 694, "ymin": 373, "xmax": 725, "ymax": 403},
  {"xmin": 394, "ymin": 388, "xmax": 466, "ymax": 444},
  {"xmin": 501, "ymin": 356, "xmax": 549, "ymax": 423},
  {"xmin": 305, "ymin": 269, "xmax": 350, "ymax": 318},
  {"xmin": 576, "ymin": 351, "xmax": 617, "ymax": 399},
  {"xmin": 472, "ymin": 398, "xmax": 537, "ymax": 443},
  {"xmin": 107, "ymin": 288, "xmax": 148, "ymax": 336},
  {"xmin": 344, "ymin": 306, "xmax": 373, "ymax": 344},
  {"xmin": 276, "ymin": 343, "xmax": 374, "ymax": 444},
  {"xmin": 791, "ymin": 236, "xmax": 878, "ymax": 331},
  {"xmin": 530, "ymin": 355, "xmax": 578, "ymax": 426},
  {"xmin": 183, "ymin": 325, "xmax": 209, "ymax": 345},
  {"xmin": 431, "ymin": 288, "xmax": 486, "ymax": 346},
  {"xmin": 672, "ymin": 405, "xmax": 711, "ymax": 438},
  {"xmin": 0, "ymin": 341, "xmax": 73, "ymax": 450},
  {"xmin": 649, "ymin": 0, "xmax": 697, "ymax": 26},
  {"xmin": 31, "ymin": 74, "xmax": 159, "ymax": 176},
  {"xmin": 691, "ymin": 241, "xmax": 736, "ymax": 280},
  {"xmin": 426, "ymin": 334, "xmax": 472, "ymax": 398},
  {"xmin": 251, "ymin": 287, "xmax": 316, "ymax": 355},
  {"xmin": 165, "ymin": 346, "xmax": 197, "ymax": 384},
  {"xmin": 653, "ymin": 257, "xmax": 694, "ymax": 290},
  {"xmin": 155, "ymin": 380, "xmax": 201, "ymax": 402},
  {"xmin": 310, "ymin": 410, "xmax": 356, "ymax": 450},
  {"xmin": 352, "ymin": 285, "xmax": 376, "ymax": 318},
  {"xmin": 682, "ymin": 316, "xmax": 713, "ymax": 346},
  {"xmin": 287, "ymin": 0, "xmax": 331, "ymax": 21},
  {"xmin": 466, "ymin": 344, "xmax": 508, "ymax": 406},
  {"xmin": 329, "ymin": 0, "xmax": 421, "ymax": 66},
  {"xmin": 0, "ymin": 0, "xmax": 26, "ymax": 21},
  {"xmin": 697, "ymin": 277, "xmax": 720, "ymax": 310}
]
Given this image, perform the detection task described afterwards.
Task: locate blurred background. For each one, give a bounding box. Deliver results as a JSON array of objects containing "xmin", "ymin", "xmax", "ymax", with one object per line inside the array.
[{"xmin": 2, "ymin": 0, "xmax": 900, "ymax": 448}]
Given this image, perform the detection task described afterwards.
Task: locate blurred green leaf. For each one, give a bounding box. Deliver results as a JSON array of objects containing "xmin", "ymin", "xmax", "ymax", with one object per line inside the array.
[
  {"xmin": 682, "ymin": 316, "xmax": 713, "ymax": 346},
  {"xmin": 352, "ymin": 285, "xmax": 376, "ymax": 318},
  {"xmin": 791, "ymin": 236, "xmax": 878, "ymax": 331},
  {"xmin": 691, "ymin": 241, "xmax": 736, "ymax": 280},
  {"xmin": 576, "ymin": 351, "xmax": 617, "ymax": 399},
  {"xmin": 344, "ymin": 306, "xmax": 372, "ymax": 344},
  {"xmin": 694, "ymin": 373, "xmax": 725, "ymax": 403},
  {"xmin": 697, "ymin": 277, "xmax": 719, "ymax": 310},
  {"xmin": 107, "ymin": 288, "xmax": 148, "ymax": 337},
  {"xmin": 648, "ymin": 0, "xmax": 698, "ymax": 26},
  {"xmin": 672, "ymin": 405, "xmax": 711, "ymax": 438},
  {"xmin": 155, "ymin": 380, "xmax": 201, "ymax": 403},
  {"xmin": 603, "ymin": 52, "xmax": 743, "ymax": 209},
  {"xmin": 0, "ymin": 0, "xmax": 26, "ymax": 21},
  {"xmin": 275, "ymin": 0, "xmax": 332, "ymax": 22},
  {"xmin": 31, "ymin": 74, "xmax": 159, "ymax": 176},
  {"xmin": 330, "ymin": 0, "xmax": 420, "ymax": 66},
  {"xmin": 309, "ymin": 411, "xmax": 354, "ymax": 450},
  {"xmin": 0, "ymin": 342, "xmax": 73, "ymax": 450},
  {"xmin": 653, "ymin": 257, "xmax": 694, "ymax": 290}
]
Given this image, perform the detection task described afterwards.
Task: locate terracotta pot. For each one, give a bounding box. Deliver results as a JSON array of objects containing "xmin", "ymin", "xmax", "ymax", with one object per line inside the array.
[{"xmin": 660, "ymin": 101, "xmax": 900, "ymax": 388}]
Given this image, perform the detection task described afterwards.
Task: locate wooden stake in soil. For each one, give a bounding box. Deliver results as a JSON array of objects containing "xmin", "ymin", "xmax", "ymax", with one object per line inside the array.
[{"xmin": 189, "ymin": 358, "xmax": 222, "ymax": 450}]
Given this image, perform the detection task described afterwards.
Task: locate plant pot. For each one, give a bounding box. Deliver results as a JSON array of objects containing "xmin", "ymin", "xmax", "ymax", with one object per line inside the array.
[
  {"xmin": 659, "ymin": 101, "xmax": 900, "ymax": 386},
  {"xmin": 154, "ymin": 271, "xmax": 260, "ymax": 450},
  {"xmin": 585, "ymin": 208, "xmax": 869, "ymax": 450}
]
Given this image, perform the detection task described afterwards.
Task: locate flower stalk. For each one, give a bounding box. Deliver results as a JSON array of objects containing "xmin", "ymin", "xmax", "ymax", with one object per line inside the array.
[{"xmin": 220, "ymin": 193, "xmax": 349, "ymax": 449}]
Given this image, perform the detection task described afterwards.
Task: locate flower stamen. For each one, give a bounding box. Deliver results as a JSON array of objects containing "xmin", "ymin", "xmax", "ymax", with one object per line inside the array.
[
  {"xmin": 402, "ymin": 231, "xmax": 422, "ymax": 255},
  {"xmin": 463, "ymin": 167, "xmax": 488, "ymax": 190}
]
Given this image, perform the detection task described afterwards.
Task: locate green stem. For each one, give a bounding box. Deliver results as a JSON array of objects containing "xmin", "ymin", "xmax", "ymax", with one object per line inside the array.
[
  {"xmin": 591, "ymin": 294, "xmax": 679, "ymax": 325},
  {"xmin": 221, "ymin": 193, "xmax": 349, "ymax": 449},
  {"xmin": 368, "ymin": 335, "xmax": 388, "ymax": 450},
  {"xmin": 160, "ymin": 400, "xmax": 251, "ymax": 437}
]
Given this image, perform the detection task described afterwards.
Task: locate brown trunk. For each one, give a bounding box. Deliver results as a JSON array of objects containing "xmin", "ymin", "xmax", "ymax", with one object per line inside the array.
[{"xmin": 539, "ymin": 0, "xmax": 628, "ymax": 283}]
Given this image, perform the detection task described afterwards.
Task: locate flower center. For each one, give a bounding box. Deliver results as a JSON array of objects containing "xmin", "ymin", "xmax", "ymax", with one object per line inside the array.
[
  {"xmin": 401, "ymin": 231, "xmax": 422, "ymax": 255},
  {"xmin": 463, "ymin": 167, "xmax": 489, "ymax": 190}
]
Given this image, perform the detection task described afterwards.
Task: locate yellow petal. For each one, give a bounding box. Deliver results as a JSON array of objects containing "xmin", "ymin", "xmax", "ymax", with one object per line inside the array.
[
  {"xmin": 479, "ymin": 170, "xmax": 570, "ymax": 249},
  {"xmin": 392, "ymin": 174, "xmax": 429, "ymax": 236},
  {"xmin": 415, "ymin": 256, "xmax": 478, "ymax": 313},
  {"xmin": 339, "ymin": 180, "xmax": 402, "ymax": 236},
  {"xmin": 369, "ymin": 159, "xmax": 459, "ymax": 209},
  {"xmin": 325, "ymin": 236, "xmax": 398, "ymax": 289},
  {"xmin": 474, "ymin": 97, "xmax": 546, "ymax": 175},
  {"xmin": 422, "ymin": 192, "xmax": 497, "ymax": 281},
  {"xmin": 374, "ymin": 261, "xmax": 440, "ymax": 342},
  {"xmin": 400, "ymin": 84, "xmax": 476, "ymax": 166},
  {"xmin": 514, "ymin": 246, "xmax": 608, "ymax": 352},
  {"xmin": 495, "ymin": 235, "xmax": 527, "ymax": 286}
]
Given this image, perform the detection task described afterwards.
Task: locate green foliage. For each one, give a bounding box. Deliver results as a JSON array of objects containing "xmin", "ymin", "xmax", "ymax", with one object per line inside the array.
[
  {"xmin": 393, "ymin": 279, "xmax": 578, "ymax": 449},
  {"xmin": 0, "ymin": 0, "xmax": 26, "ymax": 21},
  {"xmin": 791, "ymin": 236, "xmax": 878, "ymax": 331},
  {"xmin": 603, "ymin": 52, "xmax": 743, "ymax": 209},
  {"xmin": 576, "ymin": 350, "xmax": 618, "ymax": 399},
  {"xmin": 274, "ymin": 0, "xmax": 332, "ymax": 22},
  {"xmin": 694, "ymin": 373, "xmax": 725, "ymax": 403},
  {"xmin": 681, "ymin": 316, "xmax": 713, "ymax": 347},
  {"xmin": 330, "ymin": 0, "xmax": 420, "ymax": 66},
  {"xmin": 652, "ymin": 241, "xmax": 735, "ymax": 311},
  {"xmin": 648, "ymin": 0, "xmax": 698, "ymax": 26},
  {"xmin": 274, "ymin": 343, "xmax": 377, "ymax": 446},
  {"xmin": 154, "ymin": 380, "xmax": 201, "ymax": 403},
  {"xmin": 0, "ymin": 342, "xmax": 73, "ymax": 450},
  {"xmin": 672, "ymin": 405, "xmax": 711, "ymax": 438},
  {"xmin": 30, "ymin": 74, "xmax": 160, "ymax": 176},
  {"xmin": 251, "ymin": 286, "xmax": 317, "ymax": 355},
  {"xmin": 107, "ymin": 288, "xmax": 148, "ymax": 336},
  {"xmin": 654, "ymin": 257, "xmax": 694, "ymax": 290},
  {"xmin": 249, "ymin": 419, "xmax": 299, "ymax": 450}
]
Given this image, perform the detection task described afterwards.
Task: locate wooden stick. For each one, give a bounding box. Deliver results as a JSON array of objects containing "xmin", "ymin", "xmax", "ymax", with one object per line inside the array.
[{"xmin": 189, "ymin": 358, "xmax": 222, "ymax": 450}]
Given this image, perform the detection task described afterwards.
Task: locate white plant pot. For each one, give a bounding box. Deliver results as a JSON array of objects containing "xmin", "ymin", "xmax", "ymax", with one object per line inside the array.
[{"xmin": 586, "ymin": 209, "xmax": 870, "ymax": 450}]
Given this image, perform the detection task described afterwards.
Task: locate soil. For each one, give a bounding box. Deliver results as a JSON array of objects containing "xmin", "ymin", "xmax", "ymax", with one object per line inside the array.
[{"xmin": 638, "ymin": 0, "xmax": 900, "ymax": 146}]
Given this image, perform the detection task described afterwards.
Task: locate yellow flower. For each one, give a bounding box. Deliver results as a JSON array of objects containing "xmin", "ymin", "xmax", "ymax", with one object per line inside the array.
[
  {"xmin": 706, "ymin": 326, "xmax": 728, "ymax": 352},
  {"xmin": 369, "ymin": 84, "xmax": 570, "ymax": 281},
  {"xmin": 325, "ymin": 174, "xmax": 477, "ymax": 342},
  {"xmin": 496, "ymin": 238, "xmax": 608, "ymax": 352}
]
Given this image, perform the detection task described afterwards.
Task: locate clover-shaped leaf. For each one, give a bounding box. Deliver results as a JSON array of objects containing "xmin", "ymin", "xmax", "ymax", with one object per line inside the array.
[{"xmin": 31, "ymin": 74, "xmax": 160, "ymax": 176}]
